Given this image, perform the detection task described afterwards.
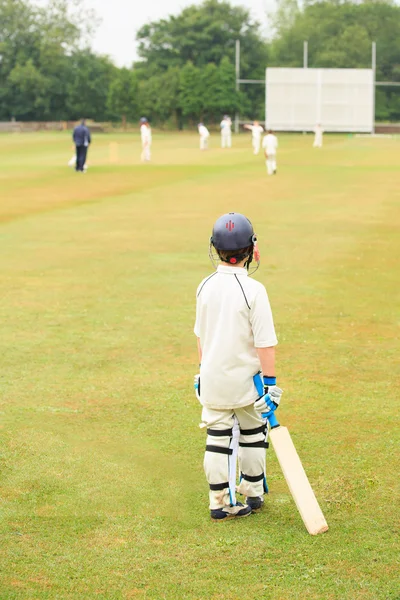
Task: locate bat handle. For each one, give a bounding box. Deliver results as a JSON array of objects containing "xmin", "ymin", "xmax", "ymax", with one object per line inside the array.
[{"xmin": 266, "ymin": 412, "xmax": 280, "ymax": 429}]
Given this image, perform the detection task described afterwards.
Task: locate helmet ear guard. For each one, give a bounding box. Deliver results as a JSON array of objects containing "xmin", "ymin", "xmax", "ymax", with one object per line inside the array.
[{"xmin": 209, "ymin": 232, "xmax": 260, "ymax": 274}]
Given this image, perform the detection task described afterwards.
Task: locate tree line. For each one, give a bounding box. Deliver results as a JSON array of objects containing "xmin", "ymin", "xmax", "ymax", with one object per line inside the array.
[{"xmin": 1, "ymin": 0, "xmax": 400, "ymax": 126}]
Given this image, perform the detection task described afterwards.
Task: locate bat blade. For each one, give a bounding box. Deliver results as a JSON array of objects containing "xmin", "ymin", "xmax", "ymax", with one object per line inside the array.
[{"xmin": 270, "ymin": 426, "xmax": 328, "ymax": 535}]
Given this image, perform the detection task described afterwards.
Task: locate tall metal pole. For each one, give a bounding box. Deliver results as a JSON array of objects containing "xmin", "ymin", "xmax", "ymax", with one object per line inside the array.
[
  {"xmin": 235, "ymin": 39, "xmax": 240, "ymax": 134},
  {"xmin": 303, "ymin": 41, "xmax": 308, "ymax": 69},
  {"xmin": 265, "ymin": 67, "xmax": 268, "ymax": 129},
  {"xmin": 372, "ymin": 41, "xmax": 376, "ymax": 135}
]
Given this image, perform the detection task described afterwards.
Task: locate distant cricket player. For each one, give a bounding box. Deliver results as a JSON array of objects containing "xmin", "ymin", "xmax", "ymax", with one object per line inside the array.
[
  {"xmin": 263, "ymin": 130, "xmax": 278, "ymax": 175},
  {"xmin": 72, "ymin": 119, "xmax": 91, "ymax": 172},
  {"xmin": 243, "ymin": 121, "xmax": 264, "ymax": 155},
  {"xmin": 140, "ymin": 117, "xmax": 152, "ymax": 162},
  {"xmin": 68, "ymin": 150, "xmax": 88, "ymax": 171},
  {"xmin": 194, "ymin": 212, "xmax": 283, "ymax": 520},
  {"xmin": 198, "ymin": 123, "xmax": 210, "ymax": 150},
  {"xmin": 313, "ymin": 123, "xmax": 324, "ymax": 148},
  {"xmin": 220, "ymin": 115, "xmax": 232, "ymax": 148}
]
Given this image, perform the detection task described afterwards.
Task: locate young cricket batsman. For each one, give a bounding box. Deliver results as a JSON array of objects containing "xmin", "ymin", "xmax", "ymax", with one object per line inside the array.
[
  {"xmin": 194, "ymin": 213, "xmax": 283, "ymax": 520},
  {"xmin": 198, "ymin": 123, "xmax": 210, "ymax": 150}
]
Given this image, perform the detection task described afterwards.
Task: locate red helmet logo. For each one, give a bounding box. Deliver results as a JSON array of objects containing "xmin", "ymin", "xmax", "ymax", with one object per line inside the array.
[{"xmin": 226, "ymin": 220, "xmax": 235, "ymax": 232}]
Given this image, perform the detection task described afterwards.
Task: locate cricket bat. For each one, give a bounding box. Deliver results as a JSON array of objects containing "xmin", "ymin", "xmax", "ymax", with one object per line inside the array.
[
  {"xmin": 253, "ymin": 375, "xmax": 328, "ymax": 535},
  {"xmin": 268, "ymin": 417, "xmax": 328, "ymax": 535}
]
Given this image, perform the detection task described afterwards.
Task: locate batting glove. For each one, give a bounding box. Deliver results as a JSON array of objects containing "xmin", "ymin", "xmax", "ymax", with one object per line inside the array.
[
  {"xmin": 254, "ymin": 376, "xmax": 283, "ymax": 416},
  {"xmin": 194, "ymin": 374, "xmax": 201, "ymax": 401}
]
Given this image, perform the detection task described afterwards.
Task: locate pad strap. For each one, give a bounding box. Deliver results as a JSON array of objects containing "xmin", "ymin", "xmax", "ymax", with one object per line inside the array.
[
  {"xmin": 206, "ymin": 445, "xmax": 233, "ymax": 455},
  {"xmin": 209, "ymin": 482, "xmax": 229, "ymax": 491},
  {"xmin": 241, "ymin": 472, "xmax": 265, "ymax": 483},
  {"xmin": 239, "ymin": 441, "xmax": 269, "ymax": 449},
  {"xmin": 207, "ymin": 428, "xmax": 233, "ymax": 437},
  {"xmin": 240, "ymin": 424, "xmax": 267, "ymax": 436}
]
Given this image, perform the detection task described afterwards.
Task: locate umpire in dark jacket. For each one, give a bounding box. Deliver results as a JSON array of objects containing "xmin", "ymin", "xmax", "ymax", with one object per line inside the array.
[{"xmin": 73, "ymin": 119, "xmax": 91, "ymax": 172}]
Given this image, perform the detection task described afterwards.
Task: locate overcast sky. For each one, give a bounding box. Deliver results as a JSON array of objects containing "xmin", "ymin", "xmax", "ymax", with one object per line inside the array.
[{"xmin": 83, "ymin": 0, "xmax": 272, "ymax": 66}]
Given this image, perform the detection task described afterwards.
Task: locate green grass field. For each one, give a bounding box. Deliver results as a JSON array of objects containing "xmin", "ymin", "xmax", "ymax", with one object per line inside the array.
[{"xmin": 0, "ymin": 131, "xmax": 399, "ymax": 600}]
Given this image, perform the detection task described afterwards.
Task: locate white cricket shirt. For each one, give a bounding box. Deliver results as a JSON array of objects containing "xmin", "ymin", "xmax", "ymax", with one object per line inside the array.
[
  {"xmin": 250, "ymin": 125, "xmax": 264, "ymax": 139},
  {"xmin": 220, "ymin": 119, "xmax": 232, "ymax": 132},
  {"xmin": 140, "ymin": 124, "xmax": 152, "ymax": 144},
  {"xmin": 194, "ymin": 265, "xmax": 278, "ymax": 410},
  {"xmin": 198, "ymin": 125, "xmax": 209, "ymax": 138},
  {"xmin": 262, "ymin": 134, "xmax": 278, "ymax": 155}
]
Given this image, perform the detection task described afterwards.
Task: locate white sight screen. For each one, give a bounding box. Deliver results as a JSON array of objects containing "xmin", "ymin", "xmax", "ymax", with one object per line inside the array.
[{"xmin": 265, "ymin": 68, "xmax": 374, "ymax": 132}]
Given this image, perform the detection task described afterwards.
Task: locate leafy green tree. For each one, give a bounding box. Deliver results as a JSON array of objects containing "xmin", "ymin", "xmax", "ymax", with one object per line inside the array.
[
  {"xmin": 200, "ymin": 58, "xmax": 241, "ymax": 122},
  {"xmin": 65, "ymin": 51, "xmax": 117, "ymax": 121},
  {"xmin": 217, "ymin": 57, "xmax": 241, "ymax": 115},
  {"xmin": 7, "ymin": 59, "xmax": 50, "ymax": 119},
  {"xmin": 201, "ymin": 63, "xmax": 220, "ymax": 121},
  {"xmin": 136, "ymin": 0, "xmax": 268, "ymax": 118},
  {"xmin": 107, "ymin": 68, "xmax": 138, "ymax": 127},
  {"xmin": 272, "ymin": 0, "xmax": 300, "ymax": 36},
  {"xmin": 179, "ymin": 61, "xmax": 204, "ymax": 122},
  {"xmin": 0, "ymin": 0, "xmax": 100, "ymax": 120},
  {"xmin": 136, "ymin": 0, "xmax": 268, "ymax": 74},
  {"xmin": 136, "ymin": 66, "xmax": 181, "ymax": 127},
  {"xmin": 156, "ymin": 67, "xmax": 182, "ymax": 126}
]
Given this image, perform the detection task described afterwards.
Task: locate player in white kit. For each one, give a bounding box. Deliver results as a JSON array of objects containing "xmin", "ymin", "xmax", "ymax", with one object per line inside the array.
[
  {"xmin": 243, "ymin": 121, "xmax": 264, "ymax": 154},
  {"xmin": 220, "ymin": 115, "xmax": 232, "ymax": 148},
  {"xmin": 140, "ymin": 117, "xmax": 152, "ymax": 162},
  {"xmin": 262, "ymin": 130, "xmax": 278, "ymax": 175},
  {"xmin": 194, "ymin": 213, "xmax": 283, "ymax": 520},
  {"xmin": 198, "ymin": 123, "xmax": 210, "ymax": 150},
  {"xmin": 313, "ymin": 124, "xmax": 324, "ymax": 148}
]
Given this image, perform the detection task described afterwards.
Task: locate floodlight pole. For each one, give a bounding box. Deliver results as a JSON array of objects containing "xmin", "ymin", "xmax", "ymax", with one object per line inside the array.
[
  {"xmin": 303, "ymin": 41, "xmax": 308, "ymax": 69},
  {"xmin": 372, "ymin": 41, "xmax": 376, "ymax": 135},
  {"xmin": 235, "ymin": 39, "xmax": 240, "ymax": 133}
]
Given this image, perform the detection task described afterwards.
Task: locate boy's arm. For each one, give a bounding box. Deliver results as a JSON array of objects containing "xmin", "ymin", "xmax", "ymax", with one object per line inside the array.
[
  {"xmin": 254, "ymin": 346, "xmax": 282, "ymax": 414},
  {"xmin": 197, "ymin": 337, "xmax": 202, "ymax": 364},
  {"xmin": 256, "ymin": 346, "xmax": 275, "ymax": 377}
]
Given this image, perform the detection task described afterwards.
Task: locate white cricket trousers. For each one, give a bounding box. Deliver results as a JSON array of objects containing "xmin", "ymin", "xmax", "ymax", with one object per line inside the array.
[
  {"xmin": 313, "ymin": 134, "xmax": 323, "ymax": 148},
  {"xmin": 266, "ymin": 154, "xmax": 277, "ymax": 175},
  {"xmin": 201, "ymin": 404, "xmax": 268, "ymax": 510},
  {"xmin": 221, "ymin": 132, "xmax": 232, "ymax": 148},
  {"xmin": 141, "ymin": 143, "xmax": 151, "ymax": 161},
  {"xmin": 252, "ymin": 137, "xmax": 261, "ymax": 155},
  {"xmin": 200, "ymin": 136, "xmax": 208, "ymax": 150}
]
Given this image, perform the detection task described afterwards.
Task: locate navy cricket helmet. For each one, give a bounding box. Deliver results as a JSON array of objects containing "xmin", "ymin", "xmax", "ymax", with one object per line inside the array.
[
  {"xmin": 140, "ymin": 117, "xmax": 148, "ymax": 123},
  {"xmin": 211, "ymin": 213, "xmax": 256, "ymax": 251}
]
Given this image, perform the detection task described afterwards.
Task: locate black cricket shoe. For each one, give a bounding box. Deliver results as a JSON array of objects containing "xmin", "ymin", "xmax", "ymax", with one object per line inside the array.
[
  {"xmin": 210, "ymin": 502, "xmax": 252, "ymax": 521},
  {"xmin": 246, "ymin": 496, "xmax": 264, "ymax": 512}
]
